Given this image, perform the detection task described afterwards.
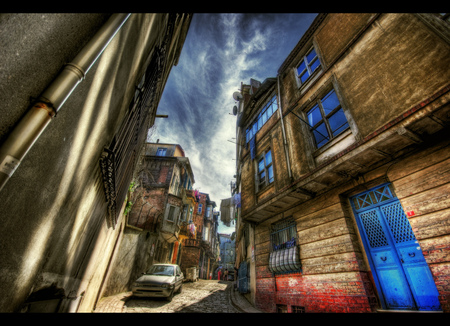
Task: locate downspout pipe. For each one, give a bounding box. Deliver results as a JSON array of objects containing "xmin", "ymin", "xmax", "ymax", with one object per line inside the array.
[
  {"xmin": 277, "ymin": 75, "xmax": 292, "ymax": 181},
  {"xmin": 0, "ymin": 13, "xmax": 131, "ymax": 192}
]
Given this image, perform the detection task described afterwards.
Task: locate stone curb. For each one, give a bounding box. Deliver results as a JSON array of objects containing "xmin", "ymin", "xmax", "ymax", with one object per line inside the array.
[
  {"xmin": 93, "ymin": 291, "xmax": 132, "ymax": 313},
  {"xmin": 229, "ymin": 285, "xmax": 264, "ymax": 313}
]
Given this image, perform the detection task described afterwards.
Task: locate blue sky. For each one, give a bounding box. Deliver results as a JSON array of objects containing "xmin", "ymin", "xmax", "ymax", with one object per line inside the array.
[{"xmin": 150, "ymin": 13, "xmax": 317, "ymax": 234}]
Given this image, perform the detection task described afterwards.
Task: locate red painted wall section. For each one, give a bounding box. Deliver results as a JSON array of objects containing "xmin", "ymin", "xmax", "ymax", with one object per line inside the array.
[{"xmin": 256, "ymin": 272, "xmax": 377, "ymax": 313}]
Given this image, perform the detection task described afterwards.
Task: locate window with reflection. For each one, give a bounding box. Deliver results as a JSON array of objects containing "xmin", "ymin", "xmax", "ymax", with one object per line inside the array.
[
  {"xmin": 306, "ymin": 88, "xmax": 349, "ymax": 148},
  {"xmin": 257, "ymin": 150, "xmax": 274, "ymax": 191},
  {"xmin": 297, "ymin": 47, "xmax": 321, "ymax": 85}
]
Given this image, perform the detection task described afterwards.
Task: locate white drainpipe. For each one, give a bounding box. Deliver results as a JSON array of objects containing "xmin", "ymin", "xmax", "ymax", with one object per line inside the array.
[{"xmin": 0, "ymin": 13, "xmax": 131, "ymax": 192}]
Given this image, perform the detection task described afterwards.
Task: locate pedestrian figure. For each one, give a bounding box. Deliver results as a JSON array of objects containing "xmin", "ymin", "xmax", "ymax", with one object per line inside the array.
[{"xmin": 218, "ymin": 269, "xmax": 222, "ymax": 280}]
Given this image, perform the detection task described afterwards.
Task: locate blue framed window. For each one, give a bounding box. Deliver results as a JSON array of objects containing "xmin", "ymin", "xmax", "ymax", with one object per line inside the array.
[
  {"xmin": 297, "ymin": 47, "xmax": 321, "ymax": 85},
  {"xmin": 156, "ymin": 147, "xmax": 167, "ymax": 156},
  {"xmin": 306, "ymin": 88, "xmax": 349, "ymax": 148},
  {"xmin": 257, "ymin": 150, "xmax": 274, "ymax": 190},
  {"xmin": 246, "ymin": 95, "xmax": 278, "ymax": 143}
]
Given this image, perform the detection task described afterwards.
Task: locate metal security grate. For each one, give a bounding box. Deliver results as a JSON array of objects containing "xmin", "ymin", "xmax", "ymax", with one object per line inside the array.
[
  {"xmin": 292, "ymin": 306, "xmax": 306, "ymax": 313},
  {"xmin": 270, "ymin": 217, "xmax": 297, "ymax": 251},
  {"xmin": 381, "ymin": 202, "xmax": 415, "ymax": 244},
  {"xmin": 269, "ymin": 217, "xmax": 301, "ymax": 274},
  {"xmin": 100, "ymin": 16, "xmax": 177, "ymax": 228},
  {"xmin": 360, "ymin": 210, "xmax": 389, "ymax": 248}
]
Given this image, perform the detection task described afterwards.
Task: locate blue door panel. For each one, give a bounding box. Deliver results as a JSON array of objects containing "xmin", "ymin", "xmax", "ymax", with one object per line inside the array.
[
  {"xmin": 371, "ymin": 250, "xmax": 397, "ymax": 269},
  {"xmin": 359, "ymin": 208, "xmax": 415, "ymax": 309},
  {"xmin": 378, "ymin": 268, "xmax": 415, "ymax": 309},
  {"xmin": 351, "ymin": 184, "xmax": 441, "ymax": 311},
  {"xmin": 404, "ymin": 265, "xmax": 441, "ymax": 310}
]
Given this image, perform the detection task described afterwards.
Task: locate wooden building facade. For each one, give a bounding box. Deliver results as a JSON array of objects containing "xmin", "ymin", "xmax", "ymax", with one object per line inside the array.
[{"xmin": 234, "ymin": 13, "xmax": 450, "ymax": 313}]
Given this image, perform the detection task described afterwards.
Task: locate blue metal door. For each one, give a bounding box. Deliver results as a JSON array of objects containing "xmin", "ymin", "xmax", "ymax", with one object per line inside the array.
[{"xmin": 352, "ymin": 184, "xmax": 441, "ymax": 311}]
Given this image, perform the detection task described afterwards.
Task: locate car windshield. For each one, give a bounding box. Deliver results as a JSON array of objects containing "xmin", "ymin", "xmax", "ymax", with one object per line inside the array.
[{"xmin": 146, "ymin": 265, "xmax": 174, "ymax": 276}]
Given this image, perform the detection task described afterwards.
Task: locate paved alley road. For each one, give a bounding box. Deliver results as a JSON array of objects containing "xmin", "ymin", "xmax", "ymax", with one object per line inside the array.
[{"xmin": 123, "ymin": 280, "xmax": 241, "ymax": 313}]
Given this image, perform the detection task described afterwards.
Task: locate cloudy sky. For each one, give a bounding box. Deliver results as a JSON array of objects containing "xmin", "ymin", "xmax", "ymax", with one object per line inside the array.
[{"xmin": 150, "ymin": 13, "xmax": 317, "ymax": 234}]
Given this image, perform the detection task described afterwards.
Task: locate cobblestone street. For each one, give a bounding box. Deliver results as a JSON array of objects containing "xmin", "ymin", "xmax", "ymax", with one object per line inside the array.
[
  {"xmin": 125, "ymin": 280, "xmax": 239, "ymax": 313},
  {"xmin": 94, "ymin": 280, "xmax": 262, "ymax": 313}
]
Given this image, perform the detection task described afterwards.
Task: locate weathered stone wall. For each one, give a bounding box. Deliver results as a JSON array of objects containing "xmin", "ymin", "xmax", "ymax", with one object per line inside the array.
[
  {"xmin": 0, "ymin": 13, "xmax": 191, "ymax": 312},
  {"xmin": 101, "ymin": 228, "xmax": 158, "ymax": 297}
]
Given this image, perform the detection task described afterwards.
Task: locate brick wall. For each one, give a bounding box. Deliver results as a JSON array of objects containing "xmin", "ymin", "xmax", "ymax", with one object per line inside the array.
[
  {"xmin": 253, "ymin": 171, "xmax": 378, "ymax": 313},
  {"xmin": 180, "ymin": 245, "xmax": 200, "ymax": 275},
  {"xmin": 253, "ymin": 137, "xmax": 450, "ymax": 312}
]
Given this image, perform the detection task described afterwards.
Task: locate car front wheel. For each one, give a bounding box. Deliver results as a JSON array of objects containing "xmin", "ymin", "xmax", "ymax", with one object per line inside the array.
[{"xmin": 166, "ymin": 290, "xmax": 174, "ymax": 302}]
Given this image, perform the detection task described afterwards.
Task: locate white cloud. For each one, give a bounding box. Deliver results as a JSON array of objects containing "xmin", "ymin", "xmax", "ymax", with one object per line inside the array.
[{"xmin": 153, "ymin": 13, "xmax": 317, "ymax": 233}]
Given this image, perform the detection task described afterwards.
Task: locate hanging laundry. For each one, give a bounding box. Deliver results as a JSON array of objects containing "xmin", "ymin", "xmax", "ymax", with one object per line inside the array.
[
  {"xmin": 234, "ymin": 193, "xmax": 241, "ymax": 208},
  {"xmin": 188, "ymin": 220, "xmax": 196, "ymax": 237},
  {"xmin": 220, "ymin": 197, "xmax": 233, "ymax": 227},
  {"xmin": 194, "ymin": 189, "xmax": 200, "ymax": 202}
]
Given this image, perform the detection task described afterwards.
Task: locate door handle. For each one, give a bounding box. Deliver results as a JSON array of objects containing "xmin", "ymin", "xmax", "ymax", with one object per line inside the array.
[
  {"xmin": 380, "ymin": 257, "xmax": 387, "ymax": 262},
  {"xmin": 408, "ymin": 252, "xmax": 415, "ymax": 257}
]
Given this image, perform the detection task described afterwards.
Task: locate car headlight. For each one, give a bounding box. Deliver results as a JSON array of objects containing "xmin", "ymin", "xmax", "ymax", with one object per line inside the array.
[
  {"xmin": 161, "ymin": 283, "xmax": 174, "ymax": 288},
  {"xmin": 134, "ymin": 283, "xmax": 141, "ymax": 287}
]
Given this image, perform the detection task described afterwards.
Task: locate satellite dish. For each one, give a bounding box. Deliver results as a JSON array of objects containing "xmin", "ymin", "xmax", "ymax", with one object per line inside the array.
[
  {"xmin": 232, "ymin": 91, "xmax": 243, "ymax": 101},
  {"xmin": 232, "ymin": 106, "xmax": 238, "ymax": 115}
]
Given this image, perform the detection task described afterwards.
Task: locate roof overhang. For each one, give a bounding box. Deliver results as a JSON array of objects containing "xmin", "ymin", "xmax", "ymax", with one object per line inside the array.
[{"xmin": 241, "ymin": 86, "xmax": 450, "ymax": 224}]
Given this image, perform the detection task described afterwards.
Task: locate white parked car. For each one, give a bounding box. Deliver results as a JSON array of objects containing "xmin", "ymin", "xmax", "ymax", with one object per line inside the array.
[{"xmin": 132, "ymin": 264, "xmax": 184, "ymax": 301}]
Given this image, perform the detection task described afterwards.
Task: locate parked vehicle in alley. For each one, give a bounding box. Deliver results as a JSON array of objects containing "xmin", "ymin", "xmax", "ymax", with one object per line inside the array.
[{"xmin": 132, "ymin": 264, "xmax": 184, "ymax": 301}]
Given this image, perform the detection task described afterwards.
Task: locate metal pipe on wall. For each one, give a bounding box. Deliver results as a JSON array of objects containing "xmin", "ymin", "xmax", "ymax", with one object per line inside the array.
[
  {"xmin": 277, "ymin": 75, "xmax": 292, "ymax": 181},
  {"xmin": 0, "ymin": 13, "xmax": 131, "ymax": 192}
]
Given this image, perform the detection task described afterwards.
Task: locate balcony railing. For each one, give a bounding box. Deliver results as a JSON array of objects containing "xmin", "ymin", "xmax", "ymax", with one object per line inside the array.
[{"xmin": 183, "ymin": 238, "xmax": 200, "ymax": 247}]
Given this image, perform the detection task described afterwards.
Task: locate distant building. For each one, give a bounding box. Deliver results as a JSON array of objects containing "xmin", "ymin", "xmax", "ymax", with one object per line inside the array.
[
  {"xmin": 181, "ymin": 190, "xmax": 219, "ymax": 279},
  {"xmin": 0, "ymin": 13, "xmax": 192, "ymax": 312},
  {"xmin": 218, "ymin": 233, "xmax": 236, "ymax": 281},
  {"xmin": 233, "ymin": 13, "xmax": 450, "ymax": 313},
  {"xmin": 101, "ymin": 142, "xmax": 196, "ymax": 296}
]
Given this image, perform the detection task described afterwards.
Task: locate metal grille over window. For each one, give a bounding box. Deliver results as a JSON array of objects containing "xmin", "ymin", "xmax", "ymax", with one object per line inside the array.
[
  {"xmin": 269, "ymin": 217, "xmax": 301, "ymax": 274},
  {"xmin": 360, "ymin": 210, "xmax": 389, "ymax": 248},
  {"xmin": 100, "ymin": 17, "xmax": 176, "ymax": 228},
  {"xmin": 381, "ymin": 202, "xmax": 415, "ymax": 244}
]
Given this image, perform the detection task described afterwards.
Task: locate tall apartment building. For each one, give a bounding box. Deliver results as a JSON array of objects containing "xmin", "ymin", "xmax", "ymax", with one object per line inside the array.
[{"xmin": 233, "ymin": 13, "xmax": 450, "ymax": 313}]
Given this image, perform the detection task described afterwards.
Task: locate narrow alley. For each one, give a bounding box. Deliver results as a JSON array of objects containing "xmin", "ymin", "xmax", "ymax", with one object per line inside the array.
[{"xmin": 94, "ymin": 280, "xmax": 261, "ymax": 313}]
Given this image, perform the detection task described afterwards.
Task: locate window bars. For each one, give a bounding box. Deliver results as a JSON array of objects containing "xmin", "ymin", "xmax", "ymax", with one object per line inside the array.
[
  {"xmin": 269, "ymin": 217, "xmax": 302, "ymax": 274},
  {"xmin": 100, "ymin": 18, "xmax": 175, "ymax": 228}
]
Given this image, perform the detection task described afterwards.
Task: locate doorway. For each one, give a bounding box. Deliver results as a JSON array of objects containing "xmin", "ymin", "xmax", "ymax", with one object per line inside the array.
[{"xmin": 351, "ymin": 183, "xmax": 441, "ymax": 311}]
